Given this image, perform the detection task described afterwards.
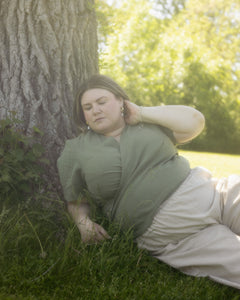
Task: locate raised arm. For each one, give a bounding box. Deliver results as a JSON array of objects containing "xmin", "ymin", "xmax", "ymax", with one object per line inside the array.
[
  {"xmin": 125, "ymin": 101, "xmax": 205, "ymax": 144},
  {"xmin": 67, "ymin": 199, "xmax": 111, "ymax": 244}
]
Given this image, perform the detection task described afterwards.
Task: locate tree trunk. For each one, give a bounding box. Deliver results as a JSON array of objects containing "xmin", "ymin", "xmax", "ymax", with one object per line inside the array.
[{"xmin": 0, "ymin": 0, "xmax": 98, "ymax": 191}]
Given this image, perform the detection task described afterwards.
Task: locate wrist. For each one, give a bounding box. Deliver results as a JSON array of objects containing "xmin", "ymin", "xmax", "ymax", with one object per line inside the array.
[{"xmin": 77, "ymin": 216, "xmax": 90, "ymax": 227}]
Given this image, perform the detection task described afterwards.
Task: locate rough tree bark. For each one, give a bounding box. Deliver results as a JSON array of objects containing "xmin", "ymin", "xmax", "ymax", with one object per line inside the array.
[{"xmin": 0, "ymin": 0, "xmax": 98, "ymax": 191}]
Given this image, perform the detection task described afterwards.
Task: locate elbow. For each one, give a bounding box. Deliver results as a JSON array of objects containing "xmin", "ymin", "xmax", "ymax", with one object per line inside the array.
[
  {"xmin": 187, "ymin": 109, "xmax": 205, "ymax": 141},
  {"xmin": 174, "ymin": 109, "xmax": 205, "ymax": 144},
  {"xmin": 194, "ymin": 110, "xmax": 205, "ymax": 134}
]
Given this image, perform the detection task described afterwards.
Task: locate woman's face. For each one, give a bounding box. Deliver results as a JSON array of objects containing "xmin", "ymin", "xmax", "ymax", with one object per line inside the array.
[{"xmin": 81, "ymin": 88, "xmax": 125, "ymax": 136}]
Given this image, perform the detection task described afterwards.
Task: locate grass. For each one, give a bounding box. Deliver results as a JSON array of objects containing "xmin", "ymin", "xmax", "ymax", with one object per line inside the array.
[
  {"xmin": 180, "ymin": 150, "xmax": 240, "ymax": 177},
  {"xmin": 0, "ymin": 151, "xmax": 240, "ymax": 300}
]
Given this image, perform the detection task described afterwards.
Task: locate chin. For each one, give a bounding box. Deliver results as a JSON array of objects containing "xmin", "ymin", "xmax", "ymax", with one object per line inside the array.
[{"xmin": 92, "ymin": 125, "xmax": 108, "ymax": 134}]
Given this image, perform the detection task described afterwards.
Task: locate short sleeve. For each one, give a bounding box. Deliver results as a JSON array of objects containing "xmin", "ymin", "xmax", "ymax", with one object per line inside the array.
[{"xmin": 57, "ymin": 139, "xmax": 86, "ymax": 203}]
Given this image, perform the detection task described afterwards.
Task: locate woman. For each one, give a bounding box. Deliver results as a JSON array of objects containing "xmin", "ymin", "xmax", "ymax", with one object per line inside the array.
[{"xmin": 57, "ymin": 74, "xmax": 240, "ymax": 289}]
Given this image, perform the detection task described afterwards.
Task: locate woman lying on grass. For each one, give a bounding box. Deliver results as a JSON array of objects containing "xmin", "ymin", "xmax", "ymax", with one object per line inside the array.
[{"xmin": 57, "ymin": 74, "xmax": 240, "ymax": 289}]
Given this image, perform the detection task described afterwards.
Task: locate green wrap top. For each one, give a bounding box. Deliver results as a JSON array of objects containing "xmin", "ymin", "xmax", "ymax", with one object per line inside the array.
[{"xmin": 57, "ymin": 123, "xmax": 190, "ymax": 237}]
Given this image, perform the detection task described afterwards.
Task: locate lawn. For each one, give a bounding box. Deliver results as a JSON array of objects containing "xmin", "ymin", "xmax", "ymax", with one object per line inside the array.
[
  {"xmin": 0, "ymin": 151, "xmax": 240, "ymax": 300},
  {"xmin": 180, "ymin": 150, "xmax": 240, "ymax": 177}
]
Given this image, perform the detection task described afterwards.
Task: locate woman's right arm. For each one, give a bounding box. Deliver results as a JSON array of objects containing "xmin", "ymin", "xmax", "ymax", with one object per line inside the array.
[
  {"xmin": 67, "ymin": 199, "xmax": 111, "ymax": 244},
  {"xmin": 57, "ymin": 140, "xmax": 110, "ymax": 244}
]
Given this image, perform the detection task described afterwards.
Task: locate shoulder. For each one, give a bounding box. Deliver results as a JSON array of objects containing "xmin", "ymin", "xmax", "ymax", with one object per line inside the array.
[
  {"xmin": 129, "ymin": 123, "xmax": 176, "ymax": 144},
  {"xmin": 65, "ymin": 135, "xmax": 81, "ymax": 148},
  {"xmin": 57, "ymin": 131, "xmax": 99, "ymax": 164},
  {"xmin": 57, "ymin": 135, "xmax": 83, "ymax": 167},
  {"xmin": 61, "ymin": 135, "xmax": 82, "ymax": 154}
]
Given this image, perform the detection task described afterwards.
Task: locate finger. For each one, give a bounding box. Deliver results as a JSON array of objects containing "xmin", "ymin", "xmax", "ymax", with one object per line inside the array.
[
  {"xmin": 95, "ymin": 225, "xmax": 111, "ymax": 240},
  {"xmin": 95, "ymin": 228, "xmax": 110, "ymax": 240},
  {"xmin": 99, "ymin": 229, "xmax": 111, "ymax": 239},
  {"xmin": 98, "ymin": 225, "xmax": 111, "ymax": 238}
]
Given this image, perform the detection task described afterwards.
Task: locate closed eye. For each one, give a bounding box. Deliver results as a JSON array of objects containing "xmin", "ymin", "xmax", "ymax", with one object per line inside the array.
[
  {"xmin": 82, "ymin": 96, "xmax": 108, "ymax": 110},
  {"xmin": 83, "ymin": 105, "xmax": 92, "ymax": 111},
  {"xmin": 98, "ymin": 98, "xmax": 108, "ymax": 105}
]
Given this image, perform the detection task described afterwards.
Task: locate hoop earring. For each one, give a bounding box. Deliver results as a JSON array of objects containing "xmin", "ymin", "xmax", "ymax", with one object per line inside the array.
[
  {"xmin": 121, "ymin": 106, "xmax": 124, "ymax": 117},
  {"xmin": 86, "ymin": 122, "xmax": 90, "ymax": 130}
]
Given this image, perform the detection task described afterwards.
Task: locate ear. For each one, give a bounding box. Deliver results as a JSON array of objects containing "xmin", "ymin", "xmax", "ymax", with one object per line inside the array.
[{"xmin": 118, "ymin": 97, "xmax": 124, "ymax": 106}]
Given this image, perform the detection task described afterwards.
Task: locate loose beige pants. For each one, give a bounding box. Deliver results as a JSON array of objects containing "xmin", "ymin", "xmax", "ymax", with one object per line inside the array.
[{"xmin": 136, "ymin": 167, "xmax": 240, "ymax": 289}]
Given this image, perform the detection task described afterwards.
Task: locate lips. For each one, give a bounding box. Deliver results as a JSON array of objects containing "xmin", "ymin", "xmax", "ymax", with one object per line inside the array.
[{"xmin": 94, "ymin": 117, "xmax": 105, "ymax": 122}]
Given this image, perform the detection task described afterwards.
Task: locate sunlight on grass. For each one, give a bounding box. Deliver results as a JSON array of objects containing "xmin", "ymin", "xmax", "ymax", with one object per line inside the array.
[
  {"xmin": 1, "ymin": 151, "xmax": 240, "ymax": 299},
  {"xmin": 180, "ymin": 150, "xmax": 240, "ymax": 178}
]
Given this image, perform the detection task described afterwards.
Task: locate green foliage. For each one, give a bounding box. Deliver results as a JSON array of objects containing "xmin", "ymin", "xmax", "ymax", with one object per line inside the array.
[
  {"xmin": 97, "ymin": 0, "xmax": 240, "ymax": 154},
  {"xmin": 0, "ymin": 112, "xmax": 47, "ymax": 206},
  {"xmin": 181, "ymin": 61, "xmax": 240, "ymax": 153}
]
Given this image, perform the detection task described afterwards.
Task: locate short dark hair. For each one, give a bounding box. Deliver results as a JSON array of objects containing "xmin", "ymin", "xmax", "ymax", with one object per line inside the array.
[{"xmin": 73, "ymin": 74, "xmax": 129, "ymax": 132}]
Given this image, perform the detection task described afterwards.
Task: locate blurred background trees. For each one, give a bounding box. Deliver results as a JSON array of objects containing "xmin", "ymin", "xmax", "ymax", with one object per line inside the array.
[{"xmin": 96, "ymin": 0, "xmax": 240, "ymax": 153}]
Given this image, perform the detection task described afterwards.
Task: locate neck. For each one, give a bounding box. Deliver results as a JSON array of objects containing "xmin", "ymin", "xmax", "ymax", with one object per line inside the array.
[{"xmin": 104, "ymin": 125, "xmax": 125, "ymax": 139}]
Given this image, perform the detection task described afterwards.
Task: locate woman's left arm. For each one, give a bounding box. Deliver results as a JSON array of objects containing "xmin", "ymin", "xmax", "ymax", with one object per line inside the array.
[{"xmin": 125, "ymin": 102, "xmax": 205, "ymax": 144}]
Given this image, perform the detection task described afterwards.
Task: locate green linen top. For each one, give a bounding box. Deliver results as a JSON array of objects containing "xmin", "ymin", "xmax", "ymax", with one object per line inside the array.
[{"xmin": 57, "ymin": 123, "xmax": 190, "ymax": 238}]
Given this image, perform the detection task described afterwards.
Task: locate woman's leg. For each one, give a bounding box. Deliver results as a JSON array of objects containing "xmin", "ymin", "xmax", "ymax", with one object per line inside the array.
[
  {"xmin": 220, "ymin": 174, "xmax": 240, "ymax": 235},
  {"xmin": 157, "ymin": 223, "xmax": 240, "ymax": 289},
  {"xmin": 136, "ymin": 168, "xmax": 240, "ymax": 289}
]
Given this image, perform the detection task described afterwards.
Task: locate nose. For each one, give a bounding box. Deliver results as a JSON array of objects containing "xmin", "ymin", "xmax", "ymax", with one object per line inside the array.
[{"xmin": 92, "ymin": 104, "xmax": 101, "ymax": 115}]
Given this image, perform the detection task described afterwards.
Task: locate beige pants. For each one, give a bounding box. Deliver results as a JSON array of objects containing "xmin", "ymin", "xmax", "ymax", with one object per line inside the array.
[{"xmin": 136, "ymin": 167, "xmax": 240, "ymax": 289}]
